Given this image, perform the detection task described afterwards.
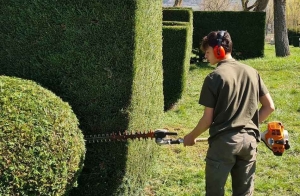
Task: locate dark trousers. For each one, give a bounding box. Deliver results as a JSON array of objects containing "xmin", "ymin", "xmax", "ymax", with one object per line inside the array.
[{"xmin": 205, "ymin": 130, "xmax": 257, "ymax": 196}]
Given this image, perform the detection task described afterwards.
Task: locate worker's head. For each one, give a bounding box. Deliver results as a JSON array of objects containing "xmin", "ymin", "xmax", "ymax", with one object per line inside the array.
[{"xmin": 200, "ymin": 31, "xmax": 233, "ymax": 65}]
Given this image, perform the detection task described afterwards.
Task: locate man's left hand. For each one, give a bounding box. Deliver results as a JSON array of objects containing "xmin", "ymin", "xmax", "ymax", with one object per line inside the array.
[{"xmin": 183, "ymin": 134, "xmax": 196, "ymax": 146}]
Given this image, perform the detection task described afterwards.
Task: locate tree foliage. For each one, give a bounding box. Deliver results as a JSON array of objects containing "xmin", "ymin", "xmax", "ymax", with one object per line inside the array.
[
  {"xmin": 286, "ymin": 0, "xmax": 300, "ymax": 31},
  {"xmin": 199, "ymin": 0, "xmax": 232, "ymax": 11}
]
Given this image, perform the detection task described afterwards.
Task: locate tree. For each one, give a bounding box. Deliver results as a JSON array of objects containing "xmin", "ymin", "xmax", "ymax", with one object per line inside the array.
[
  {"xmin": 242, "ymin": 0, "xmax": 270, "ymax": 11},
  {"xmin": 199, "ymin": 0, "xmax": 233, "ymax": 11},
  {"xmin": 274, "ymin": 0, "xmax": 290, "ymax": 56},
  {"xmin": 254, "ymin": 0, "xmax": 270, "ymax": 11},
  {"xmin": 265, "ymin": 0, "xmax": 274, "ymax": 34},
  {"xmin": 173, "ymin": 0, "xmax": 183, "ymax": 6},
  {"xmin": 286, "ymin": 0, "xmax": 300, "ymax": 31}
]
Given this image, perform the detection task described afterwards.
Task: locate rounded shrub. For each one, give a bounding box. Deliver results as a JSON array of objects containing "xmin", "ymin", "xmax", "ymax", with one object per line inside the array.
[{"xmin": 0, "ymin": 76, "xmax": 86, "ymax": 195}]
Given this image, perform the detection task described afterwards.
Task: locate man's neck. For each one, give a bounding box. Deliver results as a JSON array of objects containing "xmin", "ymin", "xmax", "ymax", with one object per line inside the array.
[
  {"xmin": 216, "ymin": 54, "xmax": 233, "ymax": 64},
  {"xmin": 224, "ymin": 53, "xmax": 233, "ymax": 60}
]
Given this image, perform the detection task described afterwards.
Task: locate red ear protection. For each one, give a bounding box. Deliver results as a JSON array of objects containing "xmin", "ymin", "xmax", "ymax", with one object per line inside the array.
[{"xmin": 213, "ymin": 31, "xmax": 226, "ymax": 59}]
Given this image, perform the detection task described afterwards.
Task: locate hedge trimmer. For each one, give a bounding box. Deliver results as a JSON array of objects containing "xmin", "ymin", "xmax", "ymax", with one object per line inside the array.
[
  {"xmin": 84, "ymin": 129, "xmax": 207, "ymax": 145},
  {"xmin": 84, "ymin": 121, "xmax": 290, "ymax": 156}
]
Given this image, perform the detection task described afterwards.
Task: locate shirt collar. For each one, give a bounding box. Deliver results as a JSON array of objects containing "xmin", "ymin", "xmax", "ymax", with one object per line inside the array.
[{"xmin": 217, "ymin": 58, "xmax": 236, "ymax": 67}]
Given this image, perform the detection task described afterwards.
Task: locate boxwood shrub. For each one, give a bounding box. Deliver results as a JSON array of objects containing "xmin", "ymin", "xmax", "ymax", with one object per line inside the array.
[{"xmin": 0, "ymin": 76, "xmax": 86, "ymax": 196}]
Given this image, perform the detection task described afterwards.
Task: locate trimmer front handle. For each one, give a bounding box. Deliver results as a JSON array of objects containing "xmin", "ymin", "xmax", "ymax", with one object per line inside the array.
[
  {"xmin": 154, "ymin": 129, "xmax": 207, "ymax": 145},
  {"xmin": 154, "ymin": 129, "xmax": 179, "ymax": 145}
]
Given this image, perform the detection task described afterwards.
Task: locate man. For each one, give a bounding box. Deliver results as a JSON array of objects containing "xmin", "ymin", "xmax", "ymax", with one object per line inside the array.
[{"xmin": 183, "ymin": 31, "xmax": 275, "ymax": 196}]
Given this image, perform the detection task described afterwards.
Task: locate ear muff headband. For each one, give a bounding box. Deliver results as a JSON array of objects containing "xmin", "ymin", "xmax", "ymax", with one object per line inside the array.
[{"xmin": 213, "ymin": 31, "xmax": 226, "ymax": 59}]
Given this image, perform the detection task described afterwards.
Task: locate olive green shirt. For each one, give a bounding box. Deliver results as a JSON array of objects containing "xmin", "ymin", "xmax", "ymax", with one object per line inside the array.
[{"xmin": 199, "ymin": 59, "xmax": 269, "ymax": 142}]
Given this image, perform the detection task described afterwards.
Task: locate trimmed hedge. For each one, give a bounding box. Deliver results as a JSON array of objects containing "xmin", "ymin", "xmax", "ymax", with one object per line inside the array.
[
  {"xmin": 0, "ymin": 76, "xmax": 85, "ymax": 195},
  {"xmin": 162, "ymin": 22, "xmax": 192, "ymax": 110},
  {"xmin": 162, "ymin": 8, "xmax": 193, "ymax": 110},
  {"xmin": 288, "ymin": 29, "xmax": 300, "ymax": 45},
  {"xmin": 292, "ymin": 36, "xmax": 300, "ymax": 47},
  {"xmin": 193, "ymin": 11, "xmax": 266, "ymax": 60},
  {"xmin": 163, "ymin": 7, "xmax": 193, "ymax": 23},
  {"xmin": 0, "ymin": 1, "xmax": 164, "ymax": 195}
]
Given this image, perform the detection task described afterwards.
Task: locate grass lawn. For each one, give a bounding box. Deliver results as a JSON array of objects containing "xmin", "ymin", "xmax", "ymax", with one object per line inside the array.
[{"xmin": 145, "ymin": 44, "xmax": 300, "ymax": 196}]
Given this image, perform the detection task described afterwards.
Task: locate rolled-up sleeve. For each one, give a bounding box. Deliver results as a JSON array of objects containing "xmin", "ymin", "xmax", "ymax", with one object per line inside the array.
[
  {"xmin": 199, "ymin": 75, "xmax": 216, "ymax": 108},
  {"xmin": 258, "ymin": 74, "xmax": 269, "ymax": 97}
]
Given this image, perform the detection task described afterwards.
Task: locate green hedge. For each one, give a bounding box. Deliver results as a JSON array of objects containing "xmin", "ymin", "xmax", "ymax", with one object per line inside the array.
[
  {"xmin": 162, "ymin": 22, "xmax": 192, "ymax": 110},
  {"xmin": 288, "ymin": 29, "xmax": 294, "ymax": 45},
  {"xmin": 163, "ymin": 7, "xmax": 193, "ymax": 23},
  {"xmin": 162, "ymin": 8, "xmax": 193, "ymax": 110},
  {"xmin": 0, "ymin": 76, "xmax": 85, "ymax": 195},
  {"xmin": 291, "ymin": 36, "xmax": 300, "ymax": 47},
  {"xmin": 0, "ymin": 1, "xmax": 163, "ymax": 195},
  {"xmin": 288, "ymin": 29, "xmax": 300, "ymax": 45},
  {"xmin": 193, "ymin": 11, "xmax": 266, "ymax": 60}
]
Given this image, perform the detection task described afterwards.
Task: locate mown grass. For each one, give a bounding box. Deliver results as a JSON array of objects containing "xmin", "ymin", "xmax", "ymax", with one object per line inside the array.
[{"xmin": 145, "ymin": 44, "xmax": 300, "ymax": 196}]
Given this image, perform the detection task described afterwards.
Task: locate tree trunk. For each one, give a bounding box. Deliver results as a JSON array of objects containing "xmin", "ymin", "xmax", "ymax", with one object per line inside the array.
[
  {"xmin": 242, "ymin": 0, "xmax": 270, "ymax": 11},
  {"xmin": 173, "ymin": 0, "xmax": 183, "ymax": 7},
  {"xmin": 254, "ymin": 0, "xmax": 269, "ymax": 11},
  {"xmin": 274, "ymin": 0, "xmax": 290, "ymax": 57},
  {"xmin": 242, "ymin": 0, "xmax": 251, "ymax": 11}
]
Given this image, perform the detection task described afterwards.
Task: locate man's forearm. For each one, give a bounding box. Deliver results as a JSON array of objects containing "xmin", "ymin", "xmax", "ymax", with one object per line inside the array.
[
  {"xmin": 259, "ymin": 106, "xmax": 275, "ymax": 123},
  {"xmin": 190, "ymin": 116, "xmax": 211, "ymax": 138}
]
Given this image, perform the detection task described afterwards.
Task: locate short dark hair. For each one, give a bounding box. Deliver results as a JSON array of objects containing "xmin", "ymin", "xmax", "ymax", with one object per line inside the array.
[{"xmin": 200, "ymin": 31, "xmax": 233, "ymax": 53}]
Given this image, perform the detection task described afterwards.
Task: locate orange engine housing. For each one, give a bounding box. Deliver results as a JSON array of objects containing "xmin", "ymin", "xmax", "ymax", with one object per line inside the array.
[{"xmin": 264, "ymin": 121, "xmax": 287, "ymax": 156}]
